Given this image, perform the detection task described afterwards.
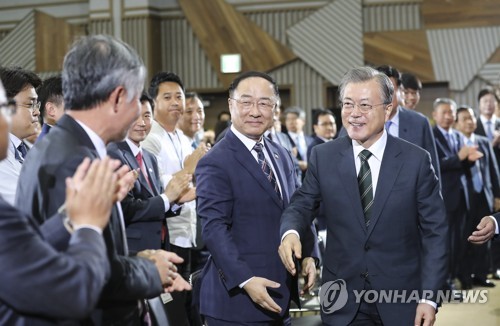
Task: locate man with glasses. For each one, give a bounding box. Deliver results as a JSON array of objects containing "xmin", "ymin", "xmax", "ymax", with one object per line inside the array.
[
  {"xmin": 0, "ymin": 66, "xmax": 41, "ymax": 204},
  {"xmin": 195, "ymin": 71, "xmax": 318, "ymax": 325},
  {"xmin": 279, "ymin": 66, "xmax": 447, "ymax": 326}
]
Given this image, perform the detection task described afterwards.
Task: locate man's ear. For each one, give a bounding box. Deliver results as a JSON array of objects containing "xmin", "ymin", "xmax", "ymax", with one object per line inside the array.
[{"xmin": 109, "ymin": 86, "xmax": 126, "ymax": 112}]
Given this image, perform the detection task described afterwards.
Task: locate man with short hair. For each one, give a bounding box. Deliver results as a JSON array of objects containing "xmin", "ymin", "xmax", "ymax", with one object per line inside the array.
[
  {"xmin": 307, "ymin": 109, "xmax": 337, "ymax": 161},
  {"xmin": 455, "ymin": 106, "xmax": 500, "ymax": 289},
  {"xmin": 16, "ymin": 35, "xmax": 184, "ymax": 325},
  {"xmin": 37, "ymin": 75, "xmax": 64, "ymax": 141},
  {"xmin": 196, "ymin": 71, "xmax": 317, "ymax": 325},
  {"xmin": 284, "ymin": 106, "xmax": 313, "ymax": 173},
  {"xmin": 0, "ymin": 77, "xmax": 116, "ymax": 324},
  {"xmin": 280, "ymin": 66, "xmax": 447, "ymax": 326},
  {"xmin": 400, "ymin": 72, "xmax": 422, "ymax": 110},
  {"xmin": 178, "ymin": 92, "xmax": 205, "ymax": 148},
  {"xmin": 0, "ymin": 66, "xmax": 41, "ymax": 204}
]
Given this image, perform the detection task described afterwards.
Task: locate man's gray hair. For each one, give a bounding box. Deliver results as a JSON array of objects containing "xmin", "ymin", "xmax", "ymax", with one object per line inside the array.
[
  {"xmin": 62, "ymin": 34, "xmax": 145, "ymax": 110},
  {"xmin": 338, "ymin": 66, "xmax": 393, "ymax": 105},
  {"xmin": 433, "ymin": 97, "xmax": 457, "ymax": 112}
]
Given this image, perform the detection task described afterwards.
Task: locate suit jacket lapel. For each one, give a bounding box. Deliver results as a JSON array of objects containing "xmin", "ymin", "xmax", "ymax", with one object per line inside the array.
[
  {"xmin": 265, "ymin": 140, "xmax": 288, "ymax": 206},
  {"xmin": 143, "ymin": 152, "xmax": 160, "ymax": 196},
  {"xmin": 366, "ymin": 136, "xmax": 403, "ymax": 239},
  {"xmin": 337, "ymin": 138, "xmax": 367, "ymax": 232},
  {"xmin": 227, "ymin": 130, "xmax": 283, "ymax": 209},
  {"xmin": 398, "ymin": 107, "xmax": 409, "ymax": 140},
  {"xmin": 118, "ymin": 142, "xmax": 155, "ymax": 197}
]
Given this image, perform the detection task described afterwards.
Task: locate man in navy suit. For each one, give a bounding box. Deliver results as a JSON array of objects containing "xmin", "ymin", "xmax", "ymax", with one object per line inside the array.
[
  {"xmin": 107, "ymin": 92, "xmax": 193, "ymax": 254},
  {"xmin": 454, "ymin": 106, "xmax": 500, "ymax": 288},
  {"xmin": 432, "ymin": 98, "xmax": 482, "ymax": 291},
  {"xmin": 307, "ymin": 109, "xmax": 337, "ymax": 162},
  {"xmin": 0, "ymin": 78, "xmax": 118, "ymax": 324},
  {"xmin": 376, "ymin": 65, "xmax": 441, "ymax": 183},
  {"xmin": 196, "ymin": 71, "xmax": 317, "ymax": 325},
  {"xmin": 16, "ymin": 35, "xmax": 183, "ymax": 325},
  {"xmin": 279, "ymin": 67, "xmax": 447, "ymax": 326}
]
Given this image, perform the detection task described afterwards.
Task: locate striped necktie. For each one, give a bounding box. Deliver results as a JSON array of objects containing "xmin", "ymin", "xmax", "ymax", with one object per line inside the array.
[
  {"xmin": 358, "ymin": 150, "xmax": 373, "ymax": 227},
  {"xmin": 253, "ymin": 142, "xmax": 282, "ymax": 200}
]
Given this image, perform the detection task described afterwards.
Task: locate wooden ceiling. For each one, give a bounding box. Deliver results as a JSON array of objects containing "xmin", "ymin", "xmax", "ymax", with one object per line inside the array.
[
  {"xmin": 364, "ymin": 30, "xmax": 435, "ymax": 82},
  {"xmin": 35, "ymin": 11, "xmax": 84, "ymax": 72},
  {"xmin": 422, "ymin": 0, "xmax": 500, "ymax": 29},
  {"xmin": 178, "ymin": 0, "xmax": 296, "ymax": 87}
]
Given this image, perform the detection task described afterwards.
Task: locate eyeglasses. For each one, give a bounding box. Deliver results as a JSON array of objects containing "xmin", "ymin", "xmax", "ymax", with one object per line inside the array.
[
  {"xmin": 230, "ymin": 97, "xmax": 276, "ymax": 111},
  {"xmin": 341, "ymin": 101, "xmax": 388, "ymax": 114},
  {"xmin": 0, "ymin": 99, "xmax": 17, "ymax": 117},
  {"xmin": 19, "ymin": 101, "xmax": 41, "ymax": 112}
]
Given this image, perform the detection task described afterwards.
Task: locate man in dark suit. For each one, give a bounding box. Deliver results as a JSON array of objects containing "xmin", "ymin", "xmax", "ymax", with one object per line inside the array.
[
  {"xmin": 474, "ymin": 87, "xmax": 500, "ymax": 163},
  {"xmin": 432, "ymin": 98, "xmax": 482, "ymax": 291},
  {"xmin": 195, "ymin": 71, "xmax": 317, "ymax": 325},
  {"xmin": 284, "ymin": 106, "xmax": 314, "ymax": 174},
  {"xmin": 473, "ymin": 87, "xmax": 500, "ymax": 278},
  {"xmin": 107, "ymin": 92, "xmax": 192, "ymax": 254},
  {"xmin": 307, "ymin": 109, "xmax": 336, "ymax": 162},
  {"xmin": 455, "ymin": 106, "xmax": 500, "ymax": 288},
  {"xmin": 16, "ymin": 35, "xmax": 184, "ymax": 325},
  {"xmin": 36, "ymin": 75, "xmax": 64, "ymax": 141},
  {"xmin": 279, "ymin": 67, "xmax": 447, "ymax": 326},
  {"xmin": 0, "ymin": 79, "xmax": 116, "ymax": 324},
  {"xmin": 376, "ymin": 65, "xmax": 441, "ymax": 183}
]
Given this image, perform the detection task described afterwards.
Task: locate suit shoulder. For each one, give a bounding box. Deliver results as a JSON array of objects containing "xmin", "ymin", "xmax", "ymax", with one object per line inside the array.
[{"xmin": 392, "ymin": 135, "xmax": 430, "ymax": 157}]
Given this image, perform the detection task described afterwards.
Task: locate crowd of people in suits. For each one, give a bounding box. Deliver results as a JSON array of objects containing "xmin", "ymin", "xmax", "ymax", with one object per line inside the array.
[{"xmin": 0, "ymin": 33, "xmax": 500, "ymax": 326}]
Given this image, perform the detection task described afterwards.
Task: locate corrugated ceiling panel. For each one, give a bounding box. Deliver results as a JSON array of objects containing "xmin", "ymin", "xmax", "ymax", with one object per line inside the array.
[
  {"xmin": 450, "ymin": 77, "xmax": 489, "ymax": 109},
  {"xmin": 244, "ymin": 9, "xmax": 316, "ymax": 47},
  {"xmin": 363, "ymin": 2, "xmax": 421, "ymax": 32},
  {"xmin": 160, "ymin": 18, "xmax": 221, "ymax": 89},
  {"xmin": 122, "ymin": 17, "xmax": 148, "ymax": 68},
  {"xmin": 428, "ymin": 27, "xmax": 500, "ymax": 91},
  {"xmin": 271, "ymin": 59, "xmax": 326, "ymax": 119},
  {"xmin": 287, "ymin": 0, "xmax": 363, "ymax": 85},
  {"xmin": 478, "ymin": 62, "xmax": 500, "ymax": 85},
  {"xmin": 88, "ymin": 19, "xmax": 113, "ymax": 35},
  {"xmin": 0, "ymin": 10, "xmax": 35, "ymax": 70}
]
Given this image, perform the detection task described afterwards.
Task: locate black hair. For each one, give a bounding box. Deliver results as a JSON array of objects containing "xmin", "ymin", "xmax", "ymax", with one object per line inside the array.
[
  {"xmin": 37, "ymin": 75, "xmax": 63, "ymax": 117},
  {"xmin": 0, "ymin": 66, "xmax": 42, "ymax": 98},
  {"xmin": 148, "ymin": 72, "xmax": 185, "ymax": 99},
  {"xmin": 376, "ymin": 65, "xmax": 401, "ymax": 86},
  {"xmin": 228, "ymin": 71, "xmax": 279, "ymax": 97}
]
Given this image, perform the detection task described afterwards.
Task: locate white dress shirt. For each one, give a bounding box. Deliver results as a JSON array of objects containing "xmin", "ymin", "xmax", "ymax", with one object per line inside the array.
[
  {"xmin": 142, "ymin": 120, "xmax": 197, "ymax": 248},
  {"xmin": 0, "ymin": 134, "xmax": 23, "ymax": 205},
  {"xmin": 385, "ymin": 106, "xmax": 400, "ymax": 138}
]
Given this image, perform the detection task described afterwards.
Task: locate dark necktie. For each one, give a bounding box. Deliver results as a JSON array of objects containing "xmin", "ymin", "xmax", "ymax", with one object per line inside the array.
[
  {"xmin": 17, "ymin": 142, "xmax": 28, "ymax": 160},
  {"xmin": 358, "ymin": 150, "xmax": 373, "ymax": 227},
  {"xmin": 253, "ymin": 142, "xmax": 282, "ymax": 200}
]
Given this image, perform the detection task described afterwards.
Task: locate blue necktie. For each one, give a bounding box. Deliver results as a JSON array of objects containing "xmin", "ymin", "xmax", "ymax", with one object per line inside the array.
[
  {"xmin": 385, "ymin": 121, "xmax": 392, "ymax": 135},
  {"xmin": 16, "ymin": 143, "xmax": 28, "ymax": 163},
  {"xmin": 445, "ymin": 133, "xmax": 456, "ymax": 153},
  {"xmin": 485, "ymin": 121, "xmax": 494, "ymax": 141},
  {"xmin": 467, "ymin": 139, "xmax": 483, "ymax": 193},
  {"xmin": 254, "ymin": 142, "xmax": 282, "ymax": 200}
]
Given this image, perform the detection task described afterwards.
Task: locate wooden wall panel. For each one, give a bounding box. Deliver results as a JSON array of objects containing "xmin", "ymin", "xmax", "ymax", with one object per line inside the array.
[
  {"xmin": 422, "ymin": 0, "xmax": 500, "ymax": 29},
  {"xmin": 178, "ymin": 0, "xmax": 296, "ymax": 87},
  {"xmin": 34, "ymin": 10, "xmax": 84, "ymax": 72},
  {"xmin": 364, "ymin": 30, "xmax": 435, "ymax": 81}
]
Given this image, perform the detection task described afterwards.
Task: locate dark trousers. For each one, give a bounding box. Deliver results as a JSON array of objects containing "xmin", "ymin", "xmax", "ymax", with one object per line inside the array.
[
  {"xmin": 462, "ymin": 191, "xmax": 492, "ymax": 281},
  {"xmin": 204, "ymin": 315, "xmax": 291, "ymax": 326},
  {"xmin": 447, "ymin": 197, "xmax": 468, "ymax": 283},
  {"xmin": 349, "ymin": 283, "xmax": 383, "ymax": 326}
]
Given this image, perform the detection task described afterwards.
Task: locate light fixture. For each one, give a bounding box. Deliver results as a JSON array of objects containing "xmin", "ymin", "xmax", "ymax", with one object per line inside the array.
[{"xmin": 220, "ymin": 54, "xmax": 241, "ymax": 74}]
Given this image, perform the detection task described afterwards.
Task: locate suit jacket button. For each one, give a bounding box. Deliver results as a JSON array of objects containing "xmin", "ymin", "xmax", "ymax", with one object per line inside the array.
[
  {"xmin": 364, "ymin": 244, "xmax": 370, "ymax": 251},
  {"xmin": 360, "ymin": 272, "xmax": 369, "ymax": 279}
]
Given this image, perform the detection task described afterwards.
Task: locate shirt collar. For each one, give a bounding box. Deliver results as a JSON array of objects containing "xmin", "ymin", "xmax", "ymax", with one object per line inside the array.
[
  {"xmin": 352, "ymin": 129, "xmax": 388, "ymax": 162},
  {"xmin": 73, "ymin": 119, "xmax": 107, "ymax": 159},
  {"xmin": 388, "ymin": 106, "xmax": 400, "ymax": 127},
  {"xmin": 436, "ymin": 125, "xmax": 453, "ymax": 138},
  {"xmin": 480, "ymin": 114, "xmax": 496, "ymax": 125},
  {"xmin": 125, "ymin": 138, "xmax": 141, "ymax": 157},
  {"xmin": 231, "ymin": 124, "xmax": 265, "ymax": 152},
  {"xmin": 9, "ymin": 133, "xmax": 22, "ymax": 148}
]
